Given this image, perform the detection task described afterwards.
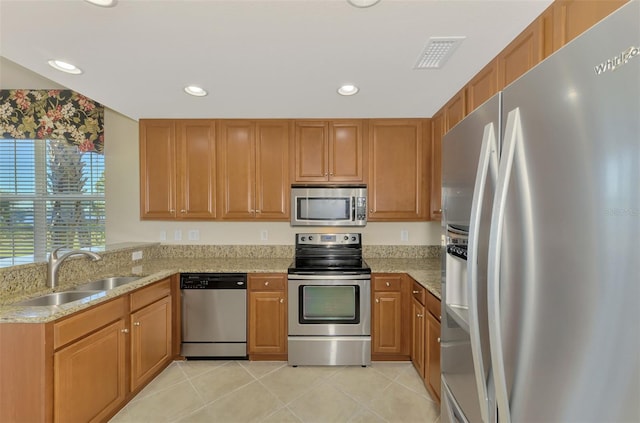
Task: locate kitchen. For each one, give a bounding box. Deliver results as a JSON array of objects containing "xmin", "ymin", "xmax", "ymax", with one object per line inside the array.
[{"xmin": 1, "ymin": 0, "xmax": 640, "ymax": 422}]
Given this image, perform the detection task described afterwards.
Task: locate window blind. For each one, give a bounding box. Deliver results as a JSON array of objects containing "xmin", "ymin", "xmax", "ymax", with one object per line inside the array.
[{"xmin": 0, "ymin": 139, "xmax": 105, "ymax": 266}]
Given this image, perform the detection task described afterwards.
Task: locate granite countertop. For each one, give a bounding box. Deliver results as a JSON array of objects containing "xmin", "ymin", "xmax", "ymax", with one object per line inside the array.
[{"xmin": 0, "ymin": 256, "xmax": 440, "ymax": 323}]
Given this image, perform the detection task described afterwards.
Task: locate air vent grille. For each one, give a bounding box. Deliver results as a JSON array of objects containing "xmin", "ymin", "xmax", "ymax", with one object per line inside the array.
[{"xmin": 414, "ymin": 36, "xmax": 465, "ymax": 69}]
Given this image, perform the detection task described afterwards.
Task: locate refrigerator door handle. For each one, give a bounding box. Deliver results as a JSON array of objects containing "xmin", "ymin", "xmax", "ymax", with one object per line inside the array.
[
  {"xmin": 488, "ymin": 107, "xmax": 523, "ymax": 423},
  {"xmin": 467, "ymin": 122, "xmax": 498, "ymax": 423}
]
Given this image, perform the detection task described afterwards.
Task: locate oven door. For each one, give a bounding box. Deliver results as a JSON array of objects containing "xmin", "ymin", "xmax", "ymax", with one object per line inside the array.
[{"xmin": 288, "ymin": 275, "xmax": 371, "ymax": 336}]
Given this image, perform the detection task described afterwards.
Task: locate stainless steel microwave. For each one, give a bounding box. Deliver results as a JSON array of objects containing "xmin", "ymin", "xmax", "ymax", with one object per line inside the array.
[{"xmin": 290, "ymin": 185, "xmax": 367, "ymax": 227}]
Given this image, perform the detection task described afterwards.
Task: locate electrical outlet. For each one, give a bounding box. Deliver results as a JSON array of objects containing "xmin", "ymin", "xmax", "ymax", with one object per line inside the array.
[
  {"xmin": 160, "ymin": 230, "xmax": 167, "ymax": 241},
  {"xmin": 401, "ymin": 230, "xmax": 409, "ymax": 242},
  {"xmin": 132, "ymin": 251, "xmax": 143, "ymax": 261},
  {"xmin": 188, "ymin": 230, "xmax": 200, "ymax": 241},
  {"xmin": 174, "ymin": 229, "xmax": 182, "ymax": 241},
  {"xmin": 260, "ymin": 230, "xmax": 268, "ymax": 241}
]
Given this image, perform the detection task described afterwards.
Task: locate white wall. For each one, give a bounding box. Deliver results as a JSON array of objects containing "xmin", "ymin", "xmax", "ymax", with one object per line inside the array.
[{"xmin": 2, "ymin": 57, "xmax": 442, "ymax": 247}]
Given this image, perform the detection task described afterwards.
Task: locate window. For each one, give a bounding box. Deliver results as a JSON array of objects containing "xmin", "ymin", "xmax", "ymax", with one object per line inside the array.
[{"xmin": 0, "ymin": 139, "xmax": 105, "ymax": 267}]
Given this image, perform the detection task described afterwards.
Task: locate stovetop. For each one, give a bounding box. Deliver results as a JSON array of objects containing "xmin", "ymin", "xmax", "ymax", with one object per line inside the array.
[{"xmin": 288, "ymin": 232, "xmax": 371, "ymax": 275}]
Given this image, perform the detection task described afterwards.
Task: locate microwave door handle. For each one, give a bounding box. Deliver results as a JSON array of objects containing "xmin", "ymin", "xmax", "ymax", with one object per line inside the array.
[{"xmin": 352, "ymin": 197, "xmax": 356, "ymax": 221}]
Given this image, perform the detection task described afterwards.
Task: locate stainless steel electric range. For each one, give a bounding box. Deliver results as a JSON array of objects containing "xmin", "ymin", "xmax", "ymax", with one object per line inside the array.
[{"xmin": 287, "ymin": 233, "xmax": 371, "ymax": 366}]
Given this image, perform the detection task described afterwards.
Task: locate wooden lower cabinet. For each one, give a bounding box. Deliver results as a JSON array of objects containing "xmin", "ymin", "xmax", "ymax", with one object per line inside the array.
[
  {"xmin": 371, "ymin": 274, "xmax": 410, "ymax": 359},
  {"xmin": 248, "ymin": 274, "xmax": 287, "ymax": 360},
  {"xmin": 411, "ymin": 296, "xmax": 426, "ymax": 378},
  {"xmin": 425, "ymin": 308, "xmax": 441, "ymax": 402},
  {"xmin": 129, "ymin": 279, "xmax": 173, "ymax": 391},
  {"xmin": 54, "ymin": 318, "xmax": 127, "ymax": 423},
  {"xmin": 0, "ymin": 277, "xmax": 177, "ymax": 422}
]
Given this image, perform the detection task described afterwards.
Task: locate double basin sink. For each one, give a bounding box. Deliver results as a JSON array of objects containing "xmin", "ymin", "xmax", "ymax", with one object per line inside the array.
[{"xmin": 14, "ymin": 276, "xmax": 140, "ymax": 307}]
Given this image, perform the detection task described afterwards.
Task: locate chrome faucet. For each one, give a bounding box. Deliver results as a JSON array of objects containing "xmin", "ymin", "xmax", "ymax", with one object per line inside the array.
[{"xmin": 48, "ymin": 247, "xmax": 103, "ymax": 289}]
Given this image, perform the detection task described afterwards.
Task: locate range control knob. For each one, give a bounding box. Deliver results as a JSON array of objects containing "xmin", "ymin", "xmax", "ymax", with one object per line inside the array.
[
  {"xmin": 344, "ymin": 235, "xmax": 349, "ymax": 241},
  {"xmin": 300, "ymin": 236, "xmax": 306, "ymax": 242},
  {"xmin": 351, "ymin": 236, "xmax": 357, "ymax": 241},
  {"xmin": 308, "ymin": 235, "xmax": 313, "ymax": 241}
]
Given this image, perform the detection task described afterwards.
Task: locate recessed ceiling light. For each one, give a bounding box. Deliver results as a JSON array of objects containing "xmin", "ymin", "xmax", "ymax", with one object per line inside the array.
[
  {"xmin": 47, "ymin": 60, "xmax": 83, "ymax": 75},
  {"xmin": 347, "ymin": 0, "xmax": 381, "ymax": 8},
  {"xmin": 338, "ymin": 84, "xmax": 359, "ymax": 96},
  {"xmin": 84, "ymin": 0, "xmax": 118, "ymax": 7},
  {"xmin": 184, "ymin": 86, "xmax": 208, "ymax": 97}
]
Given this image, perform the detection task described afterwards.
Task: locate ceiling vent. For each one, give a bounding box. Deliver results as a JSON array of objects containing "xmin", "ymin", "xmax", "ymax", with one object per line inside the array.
[{"xmin": 414, "ymin": 36, "xmax": 466, "ymax": 69}]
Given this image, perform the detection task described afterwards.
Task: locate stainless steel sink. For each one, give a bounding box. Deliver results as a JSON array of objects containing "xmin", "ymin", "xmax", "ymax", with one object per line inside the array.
[
  {"xmin": 71, "ymin": 276, "xmax": 140, "ymax": 291},
  {"xmin": 14, "ymin": 290, "xmax": 106, "ymax": 307}
]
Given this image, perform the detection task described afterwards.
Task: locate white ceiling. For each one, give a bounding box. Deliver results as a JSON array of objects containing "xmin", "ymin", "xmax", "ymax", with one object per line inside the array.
[{"xmin": 0, "ymin": 0, "xmax": 553, "ymax": 120}]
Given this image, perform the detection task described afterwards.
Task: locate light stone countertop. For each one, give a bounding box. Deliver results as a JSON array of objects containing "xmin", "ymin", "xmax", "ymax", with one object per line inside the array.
[{"xmin": 0, "ymin": 256, "xmax": 440, "ymax": 323}]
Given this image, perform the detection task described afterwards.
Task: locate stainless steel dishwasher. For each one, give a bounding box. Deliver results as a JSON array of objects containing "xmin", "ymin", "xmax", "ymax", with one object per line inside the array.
[{"xmin": 180, "ymin": 273, "xmax": 247, "ymax": 358}]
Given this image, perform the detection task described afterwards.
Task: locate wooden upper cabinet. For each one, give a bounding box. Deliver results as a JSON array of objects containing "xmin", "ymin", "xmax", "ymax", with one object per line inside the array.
[
  {"xmin": 430, "ymin": 111, "xmax": 444, "ymax": 220},
  {"xmin": 218, "ymin": 120, "xmax": 290, "ymax": 220},
  {"xmin": 497, "ymin": 17, "xmax": 544, "ymax": 89},
  {"xmin": 294, "ymin": 120, "xmax": 366, "ymax": 183},
  {"xmin": 177, "ymin": 120, "xmax": 217, "ymax": 219},
  {"xmin": 466, "ymin": 58, "xmax": 498, "ymax": 114},
  {"xmin": 552, "ymin": 0, "xmax": 627, "ymax": 52},
  {"xmin": 140, "ymin": 119, "xmax": 216, "ymax": 220},
  {"xmin": 368, "ymin": 119, "xmax": 429, "ymax": 221},
  {"xmin": 140, "ymin": 120, "xmax": 176, "ymax": 219},
  {"xmin": 444, "ymin": 90, "xmax": 466, "ymax": 133}
]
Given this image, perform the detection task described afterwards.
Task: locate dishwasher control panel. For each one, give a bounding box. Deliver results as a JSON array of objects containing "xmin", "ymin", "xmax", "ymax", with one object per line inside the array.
[{"xmin": 180, "ymin": 273, "xmax": 247, "ymax": 289}]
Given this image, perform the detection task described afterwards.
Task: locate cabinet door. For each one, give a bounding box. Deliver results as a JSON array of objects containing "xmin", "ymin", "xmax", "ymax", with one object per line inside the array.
[
  {"xmin": 372, "ymin": 291, "xmax": 403, "ymax": 354},
  {"xmin": 411, "ymin": 297, "xmax": 426, "ymax": 378},
  {"xmin": 248, "ymin": 291, "xmax": 287, "ymax": 355},
  {"xmin": 368, "ymin": 119, "xmax": 427, "ymax": 220},
  {"xmin": 54, "ymin": 319, "xmax": 127, "ymax": 423},
  {"xmin": 140, "ymin": 120, "xmax": 176, "ymax": 219},
  {"xmin": 552, "ymin": 0, "xmax": 627, "ymax": 52},
  {"xmin": 430, "ymin": 111, "xmax": 444, "ymax": 221},
  {"xmin": 255, "ymin": 121, "xmax": 291, "ymax": 220},
  {"xmin": 177, "ymin": 120, "xmax": 217, "ymax": 219},
  {"xmin": 329, "ymin": 120, "xmax": 366, "ymax": 182},
  {"xmin": 218, "ymin": 120, "xmax": 256, "ymax": 219},
  {"xmin": 466, "ymin": 59, "xmax": 498, "ymax": 114},
  {"xmin": 497, "ymin": 18, "xmax": 544, "ymax": 89},
  {"xmin": 444, "ymin": 90, "xmax": 466, "ymax": 132},
  {"xmin": 425, "ymin": 311, "xmax": 441, "ymax": 402},
  {"xmin": 294, "ymin": 121, "xmax": 328, "ymax": 182},
  {"xmin": 130, "ymin": 295, "xmax": 172, "ymax": 392}
]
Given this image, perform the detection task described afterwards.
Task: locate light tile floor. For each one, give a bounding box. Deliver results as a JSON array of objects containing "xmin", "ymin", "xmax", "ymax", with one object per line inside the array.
[{"xmin": 110, "ymin": 360, "xmax": 441, "ymax": 423}]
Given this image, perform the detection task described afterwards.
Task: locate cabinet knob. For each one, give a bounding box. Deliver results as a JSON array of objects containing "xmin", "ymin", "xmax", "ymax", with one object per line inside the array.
[
  {"xmin": 264, "ymin": 281, "xmax": 269, "ymax": 286},
  {"xmin": 256, "ymin": 210, "xmax": 261, "ymax": 213},
  {"xmin": 370, "ymin": 209, "xmax": 374, "ymax": 213},
  {"xmin": 412, "ymin": 290, "xmax": 420, "ymax": 294},
  {"xmin": 280, "ymin": 298, "xmax": 284, "ymax": 303},
  {"xmin": 437, "ymin": 337, "xmax": 441, "ymax": 343},
  {"xmin": 330, "ymin": 173, "xmax": 334, "ymax": 176},
  {"xmin": 121, "ymin": 328, "xmax": 129, "ymax": 333},
  {"xmin": 169, "ymin": 209, "xmax": 175, "ymax": 213},
  {"xmin": 375, "ymin": 298, "xmax": 379, "ymax": 303},
  {"xmin": 417, "ymin": 313, "xmax": 423, "ymax": 318},
  {"xmin": 433, "ymin": 209, "xmax": 442, "ymax": 214},
  {"xmin": 324, "ymin": 172, "xmax": 328, "ymax": 176},
  {"xmin": 385, "ymin": 282, "xmax": 390, "ymax": 287},
  {"xmin": 133, "ymin": 322, "xmax": 141, "ymax": 326},
  {"xmin": 180, "ymin": 209, "xmax": 186, "ymax": 213}
]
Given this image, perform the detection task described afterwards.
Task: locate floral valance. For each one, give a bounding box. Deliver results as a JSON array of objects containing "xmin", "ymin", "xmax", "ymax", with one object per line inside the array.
[{"xmin": 0, "ymin": 89, "xmax": 104, "ymax": 153}]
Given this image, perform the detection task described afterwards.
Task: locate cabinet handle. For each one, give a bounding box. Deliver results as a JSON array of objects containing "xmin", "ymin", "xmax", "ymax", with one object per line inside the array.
[
  {"xmin": 437, "ymin": 337, "xmax": 441, "ymax": 343},
  {"xmin": 264, "ymin": 281, "xmax": 269, "ymax": 286},
  {"xmin": 256, "ymin": 210, "xmax": 261, "ymax": 213},
  {"xmin": 385, "ymin": 282, "xmax": 390, "ymax": 287},
  {"xmin": 280, "ymin": 298, "xmax": 284, "ymax": 303},
  {"xmin": 180, "ymin": 209, "xmax": 186, "ymax": 213},
  {"xmin": 417, "ymin": 313, "xmax": 423, "ymax": 318},
  {"xmin": 330, "ymin": 173, "xmax": 334, "ymax": 176},
  {"xmin": 169, "ymin": 209, "xmax": 175, "ymax": 213},
  {"xmin": 133, "ymin": 322, "xmax": 141, "ymax": 326},
  {"xmin": 121, "ymin": 328, "xmax": 129, "ymax": 333},
  {"xmin": 412, "ymin": 290, "xmax": 420, "ymax": 294},
  {"xmin": 375, "ymin": 298, "xmax": 379, "ymax": 303},
  {"xmin": 433, "ymin": 209, "xmax": 442, "ymax": 214}
]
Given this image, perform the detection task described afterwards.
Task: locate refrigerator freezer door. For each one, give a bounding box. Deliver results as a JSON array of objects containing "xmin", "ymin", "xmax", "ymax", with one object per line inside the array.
[
  {"xmin": 442, "ymin": 93, "xmax": 501, "ymax": 423},
  {"xmin": 491, "ymin": 1, "xmax": 640, "ymax": 421}
]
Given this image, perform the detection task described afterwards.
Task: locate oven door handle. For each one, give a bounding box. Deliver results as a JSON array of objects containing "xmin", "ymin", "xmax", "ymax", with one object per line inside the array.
[{"xmin": 288, "ymin": 274, "xmax": 371, "ymax": 280}]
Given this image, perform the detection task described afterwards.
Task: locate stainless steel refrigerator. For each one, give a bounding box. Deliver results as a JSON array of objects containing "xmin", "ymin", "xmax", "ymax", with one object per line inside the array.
[{"xmin": 440, "ymin": 1, "xmax": 640, "ymax": 421}]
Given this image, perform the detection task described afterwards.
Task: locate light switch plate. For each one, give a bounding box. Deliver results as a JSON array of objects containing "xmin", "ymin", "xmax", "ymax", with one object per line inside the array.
[
  {"xmin": 188, "ymin": 230, "xmax": 199, "ymax": 241},
  {"xmin": 174, "ymin": 229, "xmax": 182, "ymax": 241},
  {"xmin": 401, "ymin": 230, "xmax": 409, "ymax": 242},
  {"xmin": 260, "ymin": 230, "xmax": 268, "ymax": 241}
]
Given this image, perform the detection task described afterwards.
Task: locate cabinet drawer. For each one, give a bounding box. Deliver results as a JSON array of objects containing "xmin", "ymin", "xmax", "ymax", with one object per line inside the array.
[
  {"xmin": 373, "ymin": 275, "xmax": 403, "ymax": 291},
  {"xmin": 426, "ymin": 291, "xmax": 441, "ymax": 321},
  {"xmin": 130, "ymin": 278, "xmax": 171, "ymax": 312},
  {"xmin": 411, "ymin": 280, "xmax": 425, "ymax": 305},
  {"xmin": 54, "ymin": 297, "xmax": 127, "ymax": 350},
  {"xmin": 248, "ymin": 274, "xmax": 286, "ymax": 291}
]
